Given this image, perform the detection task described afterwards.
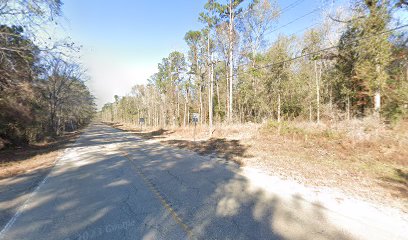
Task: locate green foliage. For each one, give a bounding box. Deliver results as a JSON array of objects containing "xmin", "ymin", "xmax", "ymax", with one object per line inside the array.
[
  {"xmin": 0, "ymin": 0, "xmax": 97, "ymax": 148},
  {"xmin": 382, "ymin": 80, "xmax": 408, "ymax": 123},
  {"xmin": 352, "ymin": 0, "xmax": 392, "ymax": 113},
  {"xmin": 0, "ymin": 29, "xmax": 95, "ymax": 146},
  {"xmin": 0, "ymin": 26, "xmax": 39, "ymax": 146},
  {"xmin": 333, "ymin": 25, "xmax": 362, "ymax": 111},
  {"xmin": 382, "ymin": 32, "xmax": 408, "ymax": 122},
  {"xmin": 101, "ymin": 0, "xmax": 408, "ymax": 127}
]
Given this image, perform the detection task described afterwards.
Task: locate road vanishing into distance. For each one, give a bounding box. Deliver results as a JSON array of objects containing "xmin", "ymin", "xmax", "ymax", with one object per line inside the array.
[{"xmin": 0, "ymin": 124, "xmax": 406, "ymax": 240}]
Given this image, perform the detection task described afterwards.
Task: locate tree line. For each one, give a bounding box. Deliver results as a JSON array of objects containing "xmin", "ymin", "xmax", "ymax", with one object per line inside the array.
[
  {"xmin": 101, "ymin": 0, "xmax": 407, "ymax": 132},
  {"xmin": 0, "ymin": 1, "xmax": 96, "ymax": 147}
]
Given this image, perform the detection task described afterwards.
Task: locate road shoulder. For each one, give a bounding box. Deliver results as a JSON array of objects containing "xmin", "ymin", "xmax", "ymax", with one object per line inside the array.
[{"xmin": 0, "ymin": 133, "xmax": 79, "ymax": 231}]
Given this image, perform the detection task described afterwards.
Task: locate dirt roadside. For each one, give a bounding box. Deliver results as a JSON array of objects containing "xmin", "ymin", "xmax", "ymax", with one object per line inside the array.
[{"xmin": 0, "ymin": 132, "xmax": 80, "ymax": 231}]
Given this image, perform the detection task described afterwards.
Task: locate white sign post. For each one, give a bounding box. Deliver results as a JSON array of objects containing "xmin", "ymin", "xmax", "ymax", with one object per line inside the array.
[
  {"xmin": 139, "ymin": 118, "xmax": 145, "ymax": 131},
  {"xmin": 192, "ymin": 113, "xmax": 199, "ymax": 142}
]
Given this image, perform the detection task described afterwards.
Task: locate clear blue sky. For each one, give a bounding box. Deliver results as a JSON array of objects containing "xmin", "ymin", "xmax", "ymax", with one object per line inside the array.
[{"xmin": 57, "ymin": 0, "xmax": 334, "ymax": 108}]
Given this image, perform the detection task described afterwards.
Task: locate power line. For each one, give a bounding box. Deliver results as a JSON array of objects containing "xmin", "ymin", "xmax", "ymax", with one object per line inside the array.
[
  {"xmin": 279, "ymin": 0, "xmax": 305, "ymax": 15},
  {"xmin": 264, "ymin": 1, "xmax": 336, "ymax": 38},
  {"xmin": 266, "ymin": 7, "xmax": 321, "ymax": 36},
  {"xmin": 288, "ymin": 22, "xmax": 320, "ymax": 36},
  {"xmin": 241, "ymin": 0, "xmax": 303, "ymax": 19},
  {"xmin": 236, "ymin": 24, "xmax": 408, "ymax": 77},
  {"xmin": 241, "ymin": 0, "xmax": 307, "ymax": 44}
]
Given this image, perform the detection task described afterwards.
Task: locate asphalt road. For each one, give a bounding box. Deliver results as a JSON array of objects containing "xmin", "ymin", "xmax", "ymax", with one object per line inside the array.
[{"xmin": 0, "ymin": 123, "xmax": 406, "ymax": 240}]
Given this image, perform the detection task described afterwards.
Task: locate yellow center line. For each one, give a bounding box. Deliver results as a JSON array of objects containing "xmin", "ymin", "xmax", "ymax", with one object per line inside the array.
[{"xmin": 122, "ymin": 154, "xmax": 194, "ymax": 239}]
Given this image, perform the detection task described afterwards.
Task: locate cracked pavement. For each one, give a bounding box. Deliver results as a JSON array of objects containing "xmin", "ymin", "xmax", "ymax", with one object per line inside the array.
[{"xmin": 0, "ymin": 123, "xmax": 406, "ymax": 240}]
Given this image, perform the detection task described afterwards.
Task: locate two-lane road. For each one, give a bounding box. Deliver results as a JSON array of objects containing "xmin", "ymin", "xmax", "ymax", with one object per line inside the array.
[{"xmin": 0, "ymin": 124, "xmax": 406, "ymax": 240}]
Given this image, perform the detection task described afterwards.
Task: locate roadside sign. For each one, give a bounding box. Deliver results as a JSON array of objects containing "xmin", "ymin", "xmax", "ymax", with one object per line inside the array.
[
  {"xmin": 192, "ymin": 113, "xmax": 199, "ymax": 123},
  {"xmin": 192, "ymin": 113, "xmax": 199, "ymax": 142},
  {"xmin": 139, "ymin": 118, "xmax": 145, "ymax": 131}
]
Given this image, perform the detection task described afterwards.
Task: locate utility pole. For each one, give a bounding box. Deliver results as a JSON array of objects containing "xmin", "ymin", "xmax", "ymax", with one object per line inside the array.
[
  {"xmin": 315, "ymin": 60, "xmax": 320, "ymax": 124},
  {"xmin": 374, "ymin": 63, "xmax": 381, "ymax": 119},
  {"xmin": 208, "ymin": 33, "xmax": 214, "ymax": 137},
  {"xmin": 228, "ymin": 0, "xmax": 234, "ymax": 122}
]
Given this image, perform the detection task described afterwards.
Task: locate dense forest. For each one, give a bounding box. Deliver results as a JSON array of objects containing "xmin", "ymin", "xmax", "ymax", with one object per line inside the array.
[
  {"xmin": 101, "ymin": 0, "xmax": 408, "ymax": 134},
  {"xmin": 0, "ymin": 1, "xmax": 96, "ymax": 148}
]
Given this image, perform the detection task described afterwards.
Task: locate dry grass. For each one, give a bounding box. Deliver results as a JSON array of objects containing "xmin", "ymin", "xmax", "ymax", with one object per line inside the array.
[
  {"xmin": 253, "ymin": 119, "xmax": 408, "ymax": 208},
  {"xmin": 105, "ymin": 119, "xmax": 408, "ymax": 212},
  {"xmin": 0, "ymin": 132, "xmax": 80, "ymax": 179}
]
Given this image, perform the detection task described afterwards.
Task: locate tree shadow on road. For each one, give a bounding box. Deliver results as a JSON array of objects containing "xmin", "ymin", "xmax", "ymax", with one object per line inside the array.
[
  {"xmin": 0, "ymin": 132, "xmax": 82, "ymax": 231},
  {"xmin": 378, "ymin": 168, "xmax": 408, "ymax": 200},
  {"xmin": 1, "ymin": 123, "xmax": 361, "ymax": 240},
  {"xmin": 163, "ymin": 138, "xmax": 251, "ymax": 165},
  {"xmin": 104, "ymin": 121, "xmax": 251, "ymax": 164},
  {"xmin": 104, "ymin": 122, "xmax": 174, "ymax": 140}
]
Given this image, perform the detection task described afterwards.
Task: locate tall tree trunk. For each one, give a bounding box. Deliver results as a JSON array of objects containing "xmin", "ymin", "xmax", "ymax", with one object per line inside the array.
[
  {"xmin": 226, "ymin": 64, "xmax": 229, "ymax": 120},
  {"xmin": 252, "ymin": 52, "xmax": 257, "ymax": 95},
  {"xmin": 315, "ymin": 60, "xmax": 320, "ymax": 124},
  {"xmin": 208, "ymin": 34, "xmax": 214, "ymax": 137},
  {"xmin": 184, "ymin": 87, "xmax": 189, "ymax": 127},
  {"xmin": 277, "ymin": 93, "xmax": 281, "ymax": 123},
  {"xmin": 329, "ymin": 85, "xmax": 333, "ymax": 121},
  {"xmin": 228, "ymin": 0, "xmax": 234, "ymax": 122},
  {"xmin": 374, "ymin": 89, "xmax": 381, "ymax": 118},
  {"xmin": 347, "ymin": 96, "xmax": 351, "ymax": 121},
  {"xmin": 210, "ymin": 62, "xmax": 214, "ymax": 135},
  {"xmin": 183, "ymin": 100, "xmax": 187, "ymax": 128},
  {"xmin": 216, "ymin": 79, "xmax": 221, "ymax": 118},
  {"xmin": 162, "ymin": 94, "xmax": 167, "ymax": 128},
  {"xmin": 199, "ymin": 83, "xmax": 203, "ymax": 125},
  {"xmin": 177, "ymin": 86, "xmax": 180, "ymax": 126},
  {"xmin": 149, "ymin": 104, "xmax": 152, "ymax": 127},
  {"xmin": 374, "ymin": 64, "xmax": 381, "ymax": 118},
  {"xmin": 57, "ymin": 115, "xmax": 61, "ymax": 136}
]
